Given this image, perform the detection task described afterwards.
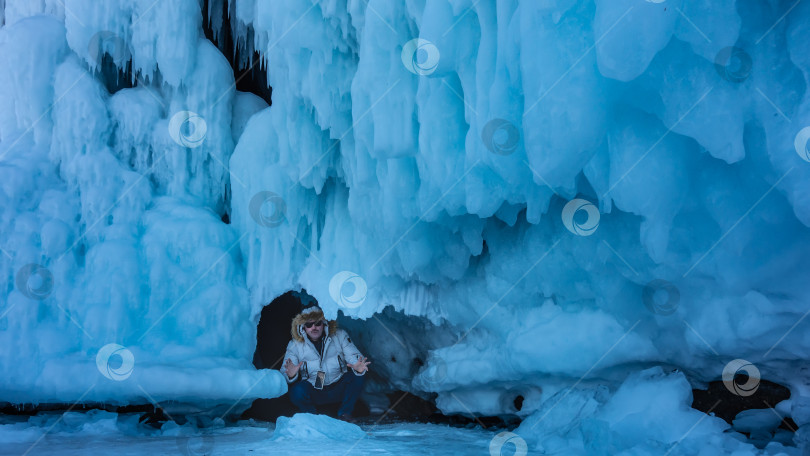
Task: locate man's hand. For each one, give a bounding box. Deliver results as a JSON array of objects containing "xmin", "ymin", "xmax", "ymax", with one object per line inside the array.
[
  {"xmin": 347, "ymin": 356, "xmax": 371, "ymax": 374},
  {"xmin": 284, "ymin": 359, "xmax": 303, "ymax": 379}
]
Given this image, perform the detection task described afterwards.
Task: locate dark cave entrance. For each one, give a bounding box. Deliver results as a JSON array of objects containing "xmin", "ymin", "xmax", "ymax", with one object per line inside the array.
[
  {"xmin": 241, "ymin": 290, "xmax": 307, "ymax": 421},
  {"xmin": 241, "ymin": 290, "xmax": 372, "ymax": 421},
  {"xmin": 239, "ymin": 292, "xmax": 498, "ymax": 426},
  {"xmin": 250, "ymin": 290, "xmax": 310, "ymax": 371}
]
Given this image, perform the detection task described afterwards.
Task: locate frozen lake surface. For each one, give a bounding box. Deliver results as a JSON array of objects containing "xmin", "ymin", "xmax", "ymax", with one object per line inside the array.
[{"xmin": 1, "ymin": 411, "xmax": 505, "ymax": 456}]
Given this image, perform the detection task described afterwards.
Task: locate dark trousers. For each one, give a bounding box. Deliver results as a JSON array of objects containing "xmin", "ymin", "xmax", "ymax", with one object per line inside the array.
[{"xmin": 289, "ymin": 372, "xmax": 365, "ymax": 417}]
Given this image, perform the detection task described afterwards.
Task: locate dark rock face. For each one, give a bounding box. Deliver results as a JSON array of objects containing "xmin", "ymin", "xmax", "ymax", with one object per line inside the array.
[
  {"xmin": 202, "ymin": 0, "xmax": 272, "ymax": 106},
  {"xmin": 692, "ymin": 378, "xmax": 797, "ymax": 448},
  {"xmin": 692, "ymin": 379, "xmax": 791, "ymax": 424}
]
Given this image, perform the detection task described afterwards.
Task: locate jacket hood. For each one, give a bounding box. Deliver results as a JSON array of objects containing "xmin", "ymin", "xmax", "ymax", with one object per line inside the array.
[{"xmin": 291, "ymin": 308, "xmax": 338, "ymax": 342}]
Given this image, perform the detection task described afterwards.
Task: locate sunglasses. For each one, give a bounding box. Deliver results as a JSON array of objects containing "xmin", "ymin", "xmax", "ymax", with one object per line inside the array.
[{"xmin": 304, "ymin": 321, "xmax": 324, "ymax": 329}]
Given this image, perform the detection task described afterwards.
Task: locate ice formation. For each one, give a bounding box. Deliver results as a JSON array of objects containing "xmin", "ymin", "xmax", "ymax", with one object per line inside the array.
[
  {"xmin": 0, "ymin": 411, "xmax": 498, "ymax": 454},
  {"xmin": 2, "ymin": 0, "xmax": 810, "ymax": 453}
]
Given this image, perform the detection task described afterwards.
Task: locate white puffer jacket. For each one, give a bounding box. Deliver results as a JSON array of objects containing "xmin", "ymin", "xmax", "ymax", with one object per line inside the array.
[{"xmin": 282, "ymin": 325, "xmax": 366, "ymax": 387}]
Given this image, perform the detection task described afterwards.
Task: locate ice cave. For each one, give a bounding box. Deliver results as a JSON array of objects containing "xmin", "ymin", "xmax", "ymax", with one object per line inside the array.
[{"xmin": 1, "ymin": 0, "xmax": 810, "ymax": 454}]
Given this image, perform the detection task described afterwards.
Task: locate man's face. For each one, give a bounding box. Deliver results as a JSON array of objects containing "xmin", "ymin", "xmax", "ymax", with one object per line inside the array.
[{"xmin": 304, "ymin": 320, "xmax": 324, "ymax": 341}]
